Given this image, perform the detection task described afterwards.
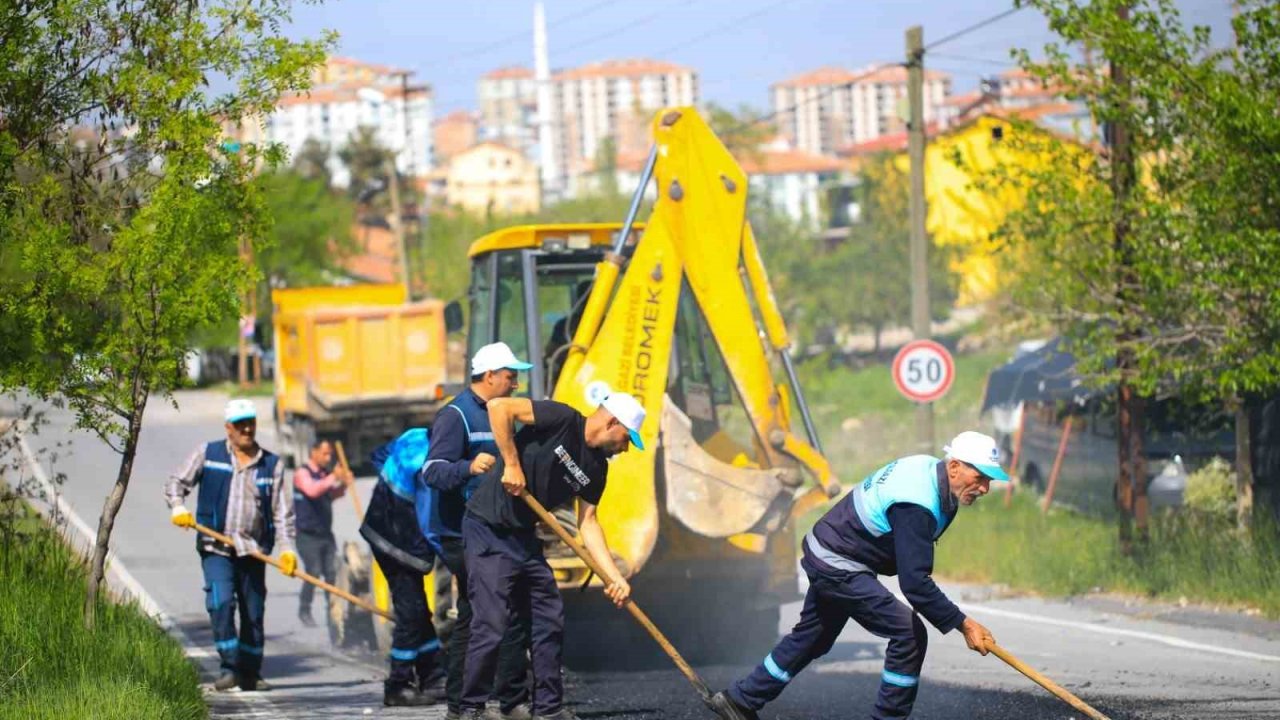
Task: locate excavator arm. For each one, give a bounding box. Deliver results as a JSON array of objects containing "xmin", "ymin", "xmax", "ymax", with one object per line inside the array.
[{"xmin": 551, "ymin": 107, "xmax": 841, "ymax": 576}]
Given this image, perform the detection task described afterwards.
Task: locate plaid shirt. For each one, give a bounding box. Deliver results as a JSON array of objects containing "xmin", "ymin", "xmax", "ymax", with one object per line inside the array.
[{"xmin": 165, "ymin": 440, "xmax": 295, "ymax": 557}]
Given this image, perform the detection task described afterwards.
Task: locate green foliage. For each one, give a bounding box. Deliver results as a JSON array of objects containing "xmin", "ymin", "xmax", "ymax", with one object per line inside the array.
[
  {"xmin": 1183, "ymin": 457, "xmax": 1236, "ymax": 519},
  {"xmin": 984, "ymin": 0, "xmax": 1280, "ymax": 403},
  {"xmin": 337, "ymin": 126, "xmax": 392, "ymax": 197},
  {"xmin": 705, "ymin": 102, "xmax": 775, "ymax": 166},
  {"xmin": 256, "ymin": 169, "xmax": 357, "ymax": 289},
  {"xmin": 936, "ymin": 492, "xmax": 1280, "ymax": 617},
  {"xmin": 0, "ymin": 515, "xmax": 205, "ymax": 719},
  {"xmin": 420, "ymin": 192, "xmax": 651, "ymax": 303},
  {"xmin": 754, "ymin": 156, "xmax": 956, "ymax": 349},
  {"xmin": 0, "ymin": 0, "xmax": 332, "ymax": 620},
  {"xmin": 592, "ymin": 136, "xmax": 620, "ymax": 198},
  {"xmin": 293, "ymin": 138, "xmax": 334, "ymax": 184},
  {"xmin": 793, "ymin": 345, "xmax": 1010, "ymax": 491},
  {"xmin": 0, "ymin": 0, "xmax": 332, "ymax": 436}
]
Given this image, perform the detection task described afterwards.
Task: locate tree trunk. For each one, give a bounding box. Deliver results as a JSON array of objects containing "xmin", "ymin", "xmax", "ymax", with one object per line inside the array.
[
  {"xmin": 1236, "ymin": 401, "xmax": 1254, "ymax": 532},
  {"xmin": 1116, "ymin": 380, "xmax": 1136, "ymax": 554},
  {"xmin": 83, "ymin": 392, "xmax": 149, "ymax": 629}
]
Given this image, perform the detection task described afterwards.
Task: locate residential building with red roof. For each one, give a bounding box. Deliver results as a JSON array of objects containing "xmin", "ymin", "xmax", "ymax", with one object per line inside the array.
[
  {"xmin": 771, "ymin": 64, "xmax": 951, "ymax": 155},
  {"xmin": 226, "ymin": 56, "xmax": 433, "ymax": 189}
]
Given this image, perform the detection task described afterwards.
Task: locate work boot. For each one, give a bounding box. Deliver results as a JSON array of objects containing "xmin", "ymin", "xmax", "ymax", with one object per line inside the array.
[
  {"xmin": 531, "ymin": 709, "xmax": 580, "ymax": 720},
  {"xmin": 384, "ymin": 685, "xmax": 436, "ymax": 707},
  {"xmin": 708, "ymin": 691, "xmax": 759, "ymax": 720},
  {"xmin": 417, "ymin": 664, "xmax": 447, "ymax": 697},
  {"xmin": 213, "ymin": 671, "xmax": 240, "ymax": 692},
  {"xmin": 448, "ymin": 709, "xmax": 487, "ymax": 720},
  {"xmin": 497, "ymin": 703, "xmax": 533, "ymax": 720},
  {"xmin": 240, "ymin": 675, "xmax": 273, "ymax": 692},
  {"xmin": 298, "ymin": 608, "xmax": 316, "ymax": 627}
]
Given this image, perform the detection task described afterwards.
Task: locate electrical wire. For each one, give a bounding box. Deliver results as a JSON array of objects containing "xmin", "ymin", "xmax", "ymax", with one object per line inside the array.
[{"xmin": 924, "ymin": 6, "xmax": 1024, "ymax": 50}]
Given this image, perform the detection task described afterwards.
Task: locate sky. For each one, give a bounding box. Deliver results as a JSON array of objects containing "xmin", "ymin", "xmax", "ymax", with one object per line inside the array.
[{"xmin": 283, "ymin": 0, "xmax": 1235, "ymax": 118}]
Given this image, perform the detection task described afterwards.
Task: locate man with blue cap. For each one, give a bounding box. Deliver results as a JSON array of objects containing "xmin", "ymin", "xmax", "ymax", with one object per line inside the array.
[
  {"xmin": 165, "ymin": 397, "xmax": 296, "ymax": 692},
  {"xmin": 456, "ymin": 391, "xmax": 645, "ymax": 720},
  {"xmin": 709, "ymin": 431, "xmax": 1005, "ymax": 720}
]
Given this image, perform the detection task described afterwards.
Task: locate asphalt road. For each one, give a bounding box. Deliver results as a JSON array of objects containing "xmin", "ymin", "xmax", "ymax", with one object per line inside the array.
[{"xmin": 6, "ymin": 389, "xmax": 1279, "ymax": 719}]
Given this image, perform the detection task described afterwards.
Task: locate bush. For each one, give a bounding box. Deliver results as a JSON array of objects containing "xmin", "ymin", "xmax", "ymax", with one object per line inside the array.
[{"xmin": 1183, "ymin": 456, "xmax": 1236, "ymax": 519}]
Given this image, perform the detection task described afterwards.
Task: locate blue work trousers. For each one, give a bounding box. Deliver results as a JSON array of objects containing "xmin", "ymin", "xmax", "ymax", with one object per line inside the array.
[
  {"xmin": 460, "ymin": 514, "xmax": 564, "ymax": 716},
  {"xmin": 200, "ymin": 552, "xmax": 267, "ymax": 677},
  {"xmin": 372, "ymin": 547, "xmax": 441, "ymax": 692},
  {"xmin": 730, "ymin": 570, "xmax": 929, "ymax": 719}
]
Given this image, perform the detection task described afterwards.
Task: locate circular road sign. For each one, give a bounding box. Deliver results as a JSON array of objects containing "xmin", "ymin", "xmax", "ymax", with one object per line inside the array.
[{"xmin": 892, "ymin": 339, "xmax": 955, "ymax": 403}]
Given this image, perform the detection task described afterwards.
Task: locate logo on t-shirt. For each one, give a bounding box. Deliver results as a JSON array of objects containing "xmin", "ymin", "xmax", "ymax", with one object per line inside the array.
[{"xmin": 554, "ymin": 445, "xmax": 591, "ymax": 491}]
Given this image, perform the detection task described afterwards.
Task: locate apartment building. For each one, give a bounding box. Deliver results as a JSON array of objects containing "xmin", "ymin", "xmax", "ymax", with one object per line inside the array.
[
  {"xmin": 550, "ymin": 58, "xmax": 697, "ymax": 196},
  {"xmin": 771, "ymin": 65, "xmax": 951, "ymax": 155},
  {"xmin": 477, "ymin": 66, "xmax": 538, "ymax": 152},
  {"xmin": 243, "ymin": 57, "xmax": 433, "ymax": 188}
]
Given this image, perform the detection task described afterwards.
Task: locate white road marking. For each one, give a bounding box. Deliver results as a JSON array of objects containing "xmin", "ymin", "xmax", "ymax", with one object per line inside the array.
[
  {"xmin": 15, "ymin": 424, "xmax": 292, "ymax": 719},
  {"xmin": 957, "ymin": 600, "xmax": 1280, "ymax": 664}
]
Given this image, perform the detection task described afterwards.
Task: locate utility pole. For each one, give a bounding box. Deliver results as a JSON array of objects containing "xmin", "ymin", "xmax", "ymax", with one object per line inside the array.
[
  {"xmin": 906, "ymin": 25, "xmax": 934, "ymax": 453},
  {"xmin": 393, "ymin": 71, "xmax": 418, "ymax": 299},
  {"xmin": 386, "ymin": 153, "xmax": 410, "ymax": 296}
]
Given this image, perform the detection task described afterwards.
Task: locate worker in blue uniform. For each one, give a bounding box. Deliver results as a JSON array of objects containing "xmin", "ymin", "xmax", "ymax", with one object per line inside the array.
[
  {"xmin": 423, "ymin": 342, "xmax": 536, "ymax": 720},
  {"xmin": 709, "ymin": 431, "xmax": 1007, "ymax": 720}
]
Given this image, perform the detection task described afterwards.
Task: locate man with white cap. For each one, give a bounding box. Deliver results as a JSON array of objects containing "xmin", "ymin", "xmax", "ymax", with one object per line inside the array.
[
  {"xmin": 709, "ymin": 431, "xmax": 1005, "ymax": 720},
  {"xmin": 456, "ymin": 391, "xmax": 645, "ymax": 720},
  {"xmin": 423, "ymin": 342, "xmax": 536, "ymax": 720},
  {"xmin": 165, "ymin": 397, "xmax": 296, "ymax": 692}
]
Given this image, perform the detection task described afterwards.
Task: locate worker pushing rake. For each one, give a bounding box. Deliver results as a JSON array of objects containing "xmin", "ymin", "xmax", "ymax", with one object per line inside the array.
[{"xmin": 522, "ymin": 428, "xmax": 1111, "ymax": 720}]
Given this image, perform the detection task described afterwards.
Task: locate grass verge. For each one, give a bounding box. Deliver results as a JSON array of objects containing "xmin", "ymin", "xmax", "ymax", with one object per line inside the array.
[
  {"xmin": 0, "ymin": 511, "xmax": 205, "ymax": 720},
  {"xmin": 796, "ymin": 345, "xmax": 1280, "ymax": 619},
  {"xmin": 936, "ymin": 492, "xmax": 1280, "ymax": 617}
]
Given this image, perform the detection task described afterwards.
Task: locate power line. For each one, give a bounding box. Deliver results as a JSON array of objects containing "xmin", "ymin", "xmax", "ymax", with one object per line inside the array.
[
  {"xmin": 925, "ymin": 6, "xmax": 1023, "ymax": 50},
  {"xmin": 430, "ymin": 0, "xmax": 623, "ymax": 67},
  {"xmin": 928, "ymin": 51, "xmax": 1018, "ymax": 68},
  {"xmin": 647, "ymin": 0, "xmax": 799, "ymax": 58},
  {"xmin": 724, "ymin": 62, "xmax": 899, "ymax": 138}
]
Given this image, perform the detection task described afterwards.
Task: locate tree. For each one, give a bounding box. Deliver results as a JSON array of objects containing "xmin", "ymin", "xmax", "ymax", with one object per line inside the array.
[
  {"xmin": 293, "ymin": 138, "xmax": 333, "ymax": 185},
  {"xmin": 706, "ymin": 102, "xmax": 775, "ymax": 166},
  {"xmin": 981, "ymin": 0, "xmax": 1280, "ymax": 535},
  {"xmin": 256, "ymin": 169, "xmax": 358, "ymax": 289},
  {"xmin": 753, "ymin": 156, "xmax": 956, "ymax": 352},
  {"xmin": 0, "ymin": 0, "xmax": 332, "ymax": 626},
  {"xmin": 593, "ymin": 135, "xmax": 620, "ymax": 198},
  {"xmin": 338, "ymin": 126, "xmax": 395, "ymax": 205}
]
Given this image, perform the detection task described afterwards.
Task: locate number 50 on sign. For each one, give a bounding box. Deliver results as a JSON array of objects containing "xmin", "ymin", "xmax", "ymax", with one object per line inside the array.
[{"xmin": 892, "ymin": 339, "xmax": 955, "ymax": 403}]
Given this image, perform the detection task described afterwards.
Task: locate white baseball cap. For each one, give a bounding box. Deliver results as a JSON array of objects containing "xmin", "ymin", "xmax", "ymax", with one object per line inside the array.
[
  {"xmin": 224, "ymin": 398, "xmax": 257, "ymax": 424},
  {"xmin": 943, "ymin": 431, "xmax": 1009, "ymax": 481},
  {"xmin": 601, "ymin": 393, "xmax": 646, "ymax": 450},
  {"xmin": 471, "ymin": 342, "xmax": 534, "ymax": 376}
]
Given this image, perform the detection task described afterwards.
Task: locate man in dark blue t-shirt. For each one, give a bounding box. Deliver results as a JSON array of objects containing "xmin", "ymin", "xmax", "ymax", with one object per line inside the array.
[{"xmin": 458, "ymin": 393, "xmax": 646, "ymax": 720}]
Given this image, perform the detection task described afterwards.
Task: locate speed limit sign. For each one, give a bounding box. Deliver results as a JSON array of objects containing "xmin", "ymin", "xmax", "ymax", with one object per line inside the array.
[{"xmin": 892, "ymin": 339, "xmax": 955, "ymax": 403}]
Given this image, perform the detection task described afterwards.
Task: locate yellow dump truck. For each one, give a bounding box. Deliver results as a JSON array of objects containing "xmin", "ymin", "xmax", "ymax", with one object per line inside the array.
[
  {"xmin": 446, "ymin": 107, "xmax": 842, "ymax": 662},
  {"xmin": 271, "ymin": 284, "xmax": 460, "ymax": 469}
]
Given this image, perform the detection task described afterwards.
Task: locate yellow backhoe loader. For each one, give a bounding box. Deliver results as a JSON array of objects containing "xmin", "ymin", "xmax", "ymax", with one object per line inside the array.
[{"xmin": 445, "ymin": 107, "xmax": 842, "ymax": 663}]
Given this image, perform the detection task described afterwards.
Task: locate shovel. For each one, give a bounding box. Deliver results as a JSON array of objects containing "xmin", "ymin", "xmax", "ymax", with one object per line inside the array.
[
  {"xmin": 988, "ymin": 642, "xmax": 1111, "ymax": 720},
  {"xmin": 521, "ymin": 493, "xmax": 731, "ymax": 714},
  {"xmin": 191, "ymin": 523, "xmax": 394, "ymax": 622}
]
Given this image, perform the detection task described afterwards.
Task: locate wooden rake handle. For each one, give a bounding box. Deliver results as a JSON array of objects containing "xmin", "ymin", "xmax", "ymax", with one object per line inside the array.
[
  {"xmin": 520, "ymin": 493, "xmax": 713, "ymax": 703},
  {"xmin": 988, "ymin": 643, "xmax": 1111, "ymax": 720},
  {"xmin": 334, "ymin": 440, "xmax": 363, "ymax": 519},
  {"xmin": 192, "ymin": 523, "xmax": 393, "ymax": 622}
]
